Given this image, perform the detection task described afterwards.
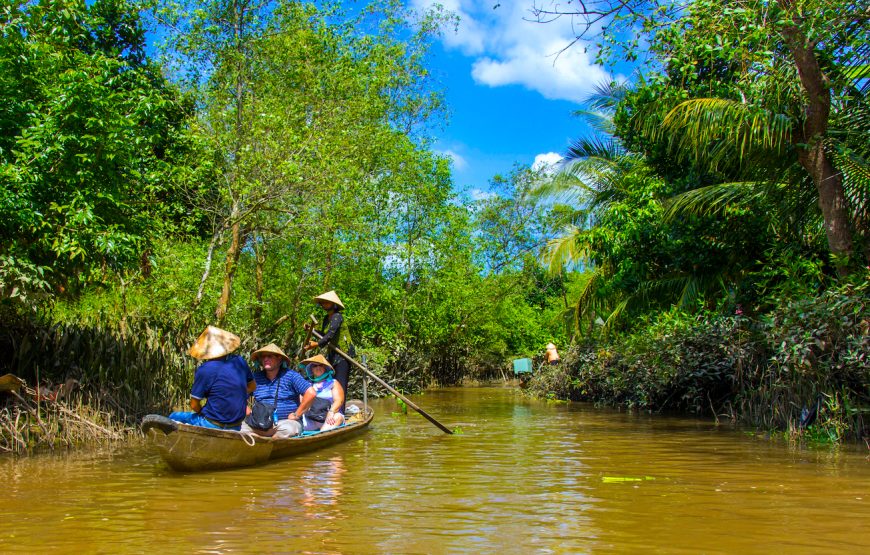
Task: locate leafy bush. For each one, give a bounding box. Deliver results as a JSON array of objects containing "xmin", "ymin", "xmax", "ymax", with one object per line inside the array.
[{"xmin": 528, "ymin": 276, "xmax": 869, "ymax": 440}]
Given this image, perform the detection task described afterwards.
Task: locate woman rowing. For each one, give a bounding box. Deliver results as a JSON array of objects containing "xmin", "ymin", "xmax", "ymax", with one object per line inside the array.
[{"xmin": 305, "ymin": 290, "xmax": 354, "ymax": 410}]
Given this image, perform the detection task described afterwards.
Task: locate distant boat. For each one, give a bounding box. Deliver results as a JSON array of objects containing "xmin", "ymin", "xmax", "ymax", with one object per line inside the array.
[{"xmin": 142, "ymin": 401, "xmax": 373, "ymax": 472}]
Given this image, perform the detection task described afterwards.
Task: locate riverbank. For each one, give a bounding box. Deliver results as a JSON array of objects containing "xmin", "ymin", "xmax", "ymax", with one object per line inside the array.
[
  {"xmin": 3, "ymin": 278, "xmax": 866, "ymax": 454},
  {"xmin": 526, "ymin": 280, "xmax": 870, "ymax": 443},
  {"xmin": 0, "ymin": 381, "xmax": 134, "ymax": 453},
  {"xmin": 0, "ymin": 316, "xmax": 429, "ymax": 454}
]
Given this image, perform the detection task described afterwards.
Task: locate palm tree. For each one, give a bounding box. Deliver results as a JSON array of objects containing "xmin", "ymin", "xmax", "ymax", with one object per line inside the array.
[
  {"xmin": 636, "ymin": 0, "xmax": 870, "ymax": 275},
  {"xmin": 537, "ymin": 83, "xmax": 745, "ymax": 335}
]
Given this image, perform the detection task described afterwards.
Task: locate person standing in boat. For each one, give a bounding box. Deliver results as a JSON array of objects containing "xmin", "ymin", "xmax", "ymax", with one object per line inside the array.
[
  {"xmin": 169, "ymin": 326, "xmax": 256, "ymax": 431},
  {"xmin": 300, "ymin": 354, "xmax": 345, "ymax": 432},
  {"xmin": 241, "ymin": 343, "xmax": 317, "ymax": 438},
  {"xmin": 305, "ymin": 290, "xmax": 354, "ymax": 408}
]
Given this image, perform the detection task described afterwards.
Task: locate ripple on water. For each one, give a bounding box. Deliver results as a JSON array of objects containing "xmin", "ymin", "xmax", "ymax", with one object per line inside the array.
[{"xmin": 1, "ymin": 388, "xmax": 869, "ymax": 553}]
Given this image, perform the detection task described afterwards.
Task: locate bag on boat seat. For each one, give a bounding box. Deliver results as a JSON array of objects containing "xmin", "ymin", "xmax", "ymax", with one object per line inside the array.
[
  {"xmin": 246, "ymin": 380, "xmax": 281, "ymax": 431},
  {"xmin": 305, "ymin": 397, "xmax": 332, "ymax": 424},
  {"xmin": 245, "ymin": 401, "xmax": 276, "ymax": 431}
]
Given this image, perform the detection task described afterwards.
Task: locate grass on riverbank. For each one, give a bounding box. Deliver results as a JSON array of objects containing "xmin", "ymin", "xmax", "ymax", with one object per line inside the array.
[
  {"xmin": 0, "ymin": 316, "xmax": 193, "ymax": 454},
  {"xmin": 1, "ymin": 389, "xmax": 135, "ymax": 453}
]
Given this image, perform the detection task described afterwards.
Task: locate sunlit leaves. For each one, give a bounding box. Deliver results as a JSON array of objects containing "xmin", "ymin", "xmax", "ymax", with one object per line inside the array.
[{"xmin": 0, "ymin": 0, "xmax": 199, "ymax": 305}]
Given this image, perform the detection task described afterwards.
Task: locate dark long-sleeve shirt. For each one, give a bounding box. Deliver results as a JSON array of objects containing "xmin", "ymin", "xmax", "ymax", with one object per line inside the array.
[{"xmin": 317, "ymin": 312, "xmax": 344, "ymax": 349}]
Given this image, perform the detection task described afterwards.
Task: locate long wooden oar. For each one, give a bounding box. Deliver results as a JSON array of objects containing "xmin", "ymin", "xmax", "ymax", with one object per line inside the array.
[
  {"xmin": 308, "ymin": 325, "xmax": 453, "ymax": 435},
  {"xmin": 295, "ymin": 316, "xmax": 316, "ymax": 360}
]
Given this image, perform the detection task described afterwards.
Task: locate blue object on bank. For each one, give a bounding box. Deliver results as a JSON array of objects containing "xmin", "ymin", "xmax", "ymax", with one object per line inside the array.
[{"xmin": 512, "ymin": 358, "xmax": 533, "ymax": 375}]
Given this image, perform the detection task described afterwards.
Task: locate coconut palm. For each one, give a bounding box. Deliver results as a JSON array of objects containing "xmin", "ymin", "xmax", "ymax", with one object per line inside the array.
[
  {"xmin": 543, "ymin": 150, "xmax": 748, "ymax": 334},
  {"xmin": 635, "ymin": 0, "xmax": 870, "ymax": 274},
  {"xmin": 536, "ymin": 83, "xmax": 748, "ymax": 336}
]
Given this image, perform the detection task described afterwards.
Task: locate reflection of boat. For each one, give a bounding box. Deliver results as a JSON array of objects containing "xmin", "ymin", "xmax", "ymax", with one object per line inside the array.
[{"xmin": 142, "ymin": 401, "xmax": 373, "ymax": 472}]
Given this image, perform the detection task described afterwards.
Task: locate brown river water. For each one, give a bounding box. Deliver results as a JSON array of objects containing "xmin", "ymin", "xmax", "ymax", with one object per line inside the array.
[{"xmin": 1, "ymin": 386, "xmax": 869, "ymax": 554}]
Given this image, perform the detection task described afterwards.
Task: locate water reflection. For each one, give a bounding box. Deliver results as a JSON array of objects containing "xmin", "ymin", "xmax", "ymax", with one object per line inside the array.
[{"xmin": 0, "ymin": 387, "xmax": 868, "ymax": 553}]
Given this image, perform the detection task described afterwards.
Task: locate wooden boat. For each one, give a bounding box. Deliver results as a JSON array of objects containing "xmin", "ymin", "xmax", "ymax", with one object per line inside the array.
[{"xmin": 142, "ymin": 401, "xmax": 373, "ymax": 472}]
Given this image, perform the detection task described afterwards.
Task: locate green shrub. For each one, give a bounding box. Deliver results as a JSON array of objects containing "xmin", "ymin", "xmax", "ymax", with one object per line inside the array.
[{"xmin": 528, "ymin": 277, "xmax": 869, "ymax": 441}]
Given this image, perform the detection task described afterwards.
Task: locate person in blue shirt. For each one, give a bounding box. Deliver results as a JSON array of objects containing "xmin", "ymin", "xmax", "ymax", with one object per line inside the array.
[
  {"xmin": 240, "ymin": 343, "xmax": 316, "ymax": 438},
  {"xmin": 169, "ymin": 326, "xmax": 256, "ymax": 431}
]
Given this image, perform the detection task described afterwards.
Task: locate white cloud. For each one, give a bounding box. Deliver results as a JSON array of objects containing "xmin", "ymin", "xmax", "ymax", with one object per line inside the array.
[
  {"xmin": 532, "ymin": 152, "xmax": 562, "ymax": 174},
  {"xmin": 411, "ymin": 1, "xmax": 611, "ymax": 102},
  {"xmin": 436, "ymin": 148, "xmax": 469, "ymax": 171},
  {"xmin": 430, "ymin": 0, "xmax": 488, "ymax": 55},
  {"xmin": 469, "ymin": 188, "xmax": 498, "ymax": 201}
]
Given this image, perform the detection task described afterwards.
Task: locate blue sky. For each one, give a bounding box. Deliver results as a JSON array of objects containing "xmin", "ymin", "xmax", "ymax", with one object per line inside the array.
[{"xmin": 410, "ymin": 1, "xmax": 618, "ymax": 201}]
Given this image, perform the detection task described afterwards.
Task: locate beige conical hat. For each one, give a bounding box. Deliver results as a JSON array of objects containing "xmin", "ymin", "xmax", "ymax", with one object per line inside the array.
[
  {"xmin": 313, "ymin": 290, "xmax": 344, "ymax": 309},
  {"xmin": 251, "ymin": 343, "xmax": 290, "ymax": 364},
  {"xmin": 300, "ymin": 354, "xmax": 334, "ymax": 371},
  {"xmin": 188, "ymin": 326, "xmax": 240, "ymax": 360}
]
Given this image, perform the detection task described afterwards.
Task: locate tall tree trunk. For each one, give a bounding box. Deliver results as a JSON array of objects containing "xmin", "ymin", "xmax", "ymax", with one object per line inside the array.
[
  {"xmin": 783, "ymin": 21, "xmax": 853, "ymax": 276},
  {"xmin": 253, "ymin": 235, "xmax": 265, "ymax": 330},
  {"xmin": 182, "ymin": 226, "xmax": 222, "ymax": 337},
  {"xmin": 284, "ymin": 260, "xmax": 308, "ymax": 350},
  {"xmin": 322, "ymin": 207, "xmax": 334, "ymax": 289},
  {"xmin": 215, "ymin": 210, "xmax": 243, "ymax": 326},
  {"xmin": 214, "ymin": 1, "xmax": 249, "ymax": 328}
]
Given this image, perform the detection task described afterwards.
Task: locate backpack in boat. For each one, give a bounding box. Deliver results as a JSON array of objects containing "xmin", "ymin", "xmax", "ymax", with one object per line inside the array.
[{"xmin": 245, "ymin": 381, "xmax": 281, "ymax": 431}]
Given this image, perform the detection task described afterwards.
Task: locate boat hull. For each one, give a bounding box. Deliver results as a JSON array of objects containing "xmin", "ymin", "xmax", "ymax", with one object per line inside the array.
[{"xmin": 145, "ymin": 407, "xmax": 373, "ymax": 472}]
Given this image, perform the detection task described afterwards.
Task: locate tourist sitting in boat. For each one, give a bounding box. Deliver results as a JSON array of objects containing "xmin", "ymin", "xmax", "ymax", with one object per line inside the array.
[
  {"xmin": 240, "ymin": 343, "xmax": 317, "ymax": 439},
  {"xmin": 300, "ymin": 354, "xmax": 345, "ymax": 432},
  {"xmin": 169, "ymin": 326, "xmax": 256, "ymax": 431}
]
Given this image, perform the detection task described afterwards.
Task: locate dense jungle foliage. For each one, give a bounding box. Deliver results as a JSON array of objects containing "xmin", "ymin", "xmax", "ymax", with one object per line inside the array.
[
  {"xmin": 0, "ymin": 0, "xmax": 569, "ymax": 451},
  {"xmin": 1, "ymin": 0, "xmax": 867, "ymax": 451},
  {"xmin": 527, "ymin": 0, "xmax": 869, "ymax": 441}
]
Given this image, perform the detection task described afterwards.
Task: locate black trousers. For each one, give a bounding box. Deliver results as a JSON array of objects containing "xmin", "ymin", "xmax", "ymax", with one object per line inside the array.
[{"xmin": 329, "ymin": 353, "xmax": 350, "ymax": 410}]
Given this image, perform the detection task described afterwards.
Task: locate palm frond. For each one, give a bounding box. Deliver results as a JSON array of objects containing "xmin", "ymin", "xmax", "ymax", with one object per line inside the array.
[
  {"xmin": 541, "ymin": 226, "xmax": 590, "ymax": 273},
  {"xmin": 531, "ymin": 172, "xmax": 591, "ymax": 206},
  {"xmin": 573, "ymin": 268, "xmax": 603, "ymax": 317},
  {"xmin": 555, "ymin": 266, "xmax": 608, "ymax": 338},
  {"xmin": 571, "ymin": 109, "xmax": 617, "ymax": 136},
  {"xmin": 829, "ymin": 144, "xmax": 870, "ymax": 191},
  {"xmin": 661, "ymin": 98, "xmax": 793, "ymax": 170},
  {"xmin": 563, "ymin": 136, "xmax": 623, "ymax": 161},
  {"xmin": 584, "ymin": 80, "xmax": 629, "ymax": 112},
  {"xmin": 633, "ymin": 275, "xmax": 692, "ymax": 308},
  {"xmin": 830, "ymin": 145, "xmax": 870, "ymax": 235},
  {"xmin": 601, "ymin": 298, "xmax": 629, "ymax": 335},
  {"xmin": 663, "ymin": 181, "xmax": 777, "ymax": 220}
]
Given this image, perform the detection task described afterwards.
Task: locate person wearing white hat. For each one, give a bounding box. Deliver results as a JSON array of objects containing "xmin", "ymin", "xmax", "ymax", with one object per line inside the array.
[
  {"xmin": 305, "ymin": 290, "xmax": 354, "ymax": 410},
  {"xmin": 169, "ymin": 326, "xmax": 256, "ymax": 430}
]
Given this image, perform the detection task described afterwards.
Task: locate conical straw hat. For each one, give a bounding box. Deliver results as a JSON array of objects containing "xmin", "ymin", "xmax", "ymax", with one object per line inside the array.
[
  {"xmin": 313, "ymin": 290, "xmax": 344, "ymax": 309},
  {"xmin": 188, "ymin": 326, "xmax": 240, "ymax": 360},
  {"xmin": 251, "ymin": 343, "xmax": 290, "ymax": 364},
  {"xmin": 300, "ymin": 354, "xmax": 334, "ymax": 371}
]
